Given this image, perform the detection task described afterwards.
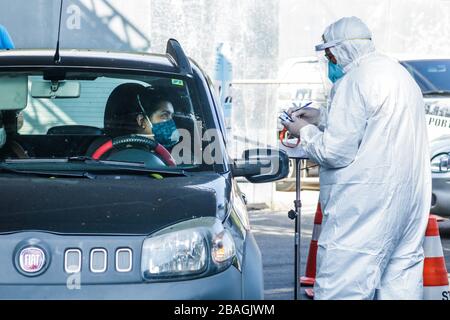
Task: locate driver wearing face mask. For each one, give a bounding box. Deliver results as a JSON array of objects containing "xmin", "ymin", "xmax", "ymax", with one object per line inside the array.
[{"xmin": 135, "ymin": 92, "xmax": 180, "ymax": 149}]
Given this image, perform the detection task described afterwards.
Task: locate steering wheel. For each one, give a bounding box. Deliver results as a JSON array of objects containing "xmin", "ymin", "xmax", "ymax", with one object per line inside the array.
[{"xmin": 91, "ymin": 135, "xmax": 176, "ymax": 166}]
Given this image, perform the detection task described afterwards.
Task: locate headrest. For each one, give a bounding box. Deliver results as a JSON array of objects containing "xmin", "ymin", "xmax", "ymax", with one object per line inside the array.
[{"xmin": 104, "ymin": 83, "xmax": 145, "ymax": 136}]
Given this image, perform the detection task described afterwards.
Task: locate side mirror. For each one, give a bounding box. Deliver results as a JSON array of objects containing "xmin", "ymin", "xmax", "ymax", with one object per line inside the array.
[{"xmin": 232, "ymin": 148, "xmax": 289, "ymax": 183}]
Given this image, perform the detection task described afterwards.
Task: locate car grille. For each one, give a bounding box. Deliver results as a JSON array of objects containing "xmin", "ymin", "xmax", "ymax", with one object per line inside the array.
[{"xmin": 64, "ymin": 248, "xmax": 132, "ymax": 274}]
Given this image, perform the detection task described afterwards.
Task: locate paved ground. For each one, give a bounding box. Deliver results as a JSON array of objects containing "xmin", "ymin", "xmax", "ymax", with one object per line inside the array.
[{"xmin": 249, "ymin": 190, "xmax": 450, "ymax": 300}]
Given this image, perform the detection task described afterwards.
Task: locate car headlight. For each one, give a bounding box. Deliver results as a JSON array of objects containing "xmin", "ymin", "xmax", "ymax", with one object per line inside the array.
[
  {"xmin": 142, "ymin": 229, "xmax": 207, "ymax": 277},
  {"xmin": 141, "ymin": 217, "xmax": 236, "ymax": 281},
  {"xmin": 431, "ymin": 153, "xmax": 450, "ymax": 173}
]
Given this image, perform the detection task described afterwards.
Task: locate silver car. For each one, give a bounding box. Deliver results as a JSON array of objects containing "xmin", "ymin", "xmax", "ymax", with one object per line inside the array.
[
  {"xmin": 430, "ymin": 135, "xmax": 450, "ymax": 217},
  {"xmin": 400, "ymin": 59, "xmax": 450, "ymax": 217}
]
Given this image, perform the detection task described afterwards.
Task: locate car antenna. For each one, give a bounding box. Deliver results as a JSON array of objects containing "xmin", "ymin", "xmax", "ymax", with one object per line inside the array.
[{"xmin": 53, "ymin": 0, "xmax": 64, "ymax": 64}]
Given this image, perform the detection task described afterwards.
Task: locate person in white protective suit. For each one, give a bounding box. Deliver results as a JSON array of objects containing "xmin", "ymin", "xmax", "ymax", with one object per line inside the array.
[{"xmin": 282, "ymin": 16, "xmax": 431, "ymax": 300}]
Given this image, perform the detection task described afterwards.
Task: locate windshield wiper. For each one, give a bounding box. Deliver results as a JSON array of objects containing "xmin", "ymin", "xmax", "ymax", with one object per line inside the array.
[
  {"xmin": 3, "ymin": 156, "xmax": 145, "ymax": 167},
  {"xmin": 0, "ymin": 165, "xmax": 96, "ymax": 179},
  {"xmin": 66, "ymin": 156, "xmax": 186, "ymax": 176},
  {"xmin": 67, "ymin": 156, "xmax": 146, "ymax": 167},
  {"xmin": 2, "ymin": 157, "xmax": 186, "ymax": 177},
  {"xmin": 423, "ymin": 90, "xmax": 450, "ymax": 96}
]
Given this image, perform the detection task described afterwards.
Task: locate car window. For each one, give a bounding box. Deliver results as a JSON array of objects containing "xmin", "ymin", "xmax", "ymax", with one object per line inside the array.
[
  {"xmin": 205, "ymin": 75, "xmax": 228, "ymax": 144},
  {"xmin": 0, "ymin": 70, "xmax": 216, "ymax": 172},
  {"xmin": 401, "ymin": 60, "xmax": 450, "ymax": 92},
  {"xmin": 20, "ymin": 76, "xmax": 145, "ymax": 134}
]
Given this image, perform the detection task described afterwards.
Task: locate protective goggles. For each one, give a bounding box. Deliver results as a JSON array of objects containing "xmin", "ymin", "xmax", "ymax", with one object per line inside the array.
[{"xmin": 315, "ymin": 37, "xmax": 371, "ymax": 51}]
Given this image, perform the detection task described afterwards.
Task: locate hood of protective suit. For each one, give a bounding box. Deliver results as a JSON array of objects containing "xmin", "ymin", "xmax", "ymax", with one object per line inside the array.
[{"xmin": 318, "ymin": 17, "xmax": 376, "ymax": 72}]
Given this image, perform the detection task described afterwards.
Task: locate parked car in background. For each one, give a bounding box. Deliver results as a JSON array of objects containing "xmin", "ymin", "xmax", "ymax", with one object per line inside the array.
[
  {"xmin": 429, "ymin": 135, "xmax": 450, "ymax": 217},
  {"xmin": 400, "ymin": 58, "xmax": 450, "ymax": 217},
  {"xmin": 399, "ymin": 57, "xmax": 450, "ymax": 142}
]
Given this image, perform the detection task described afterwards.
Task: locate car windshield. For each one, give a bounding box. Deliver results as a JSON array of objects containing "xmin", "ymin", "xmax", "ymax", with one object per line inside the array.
[
  {"xmin": 401, "ymin": 60, "xmax": 450, "ymax": 94},
  {"xmin": 0, "ymin": 69, "xmax": 218, "ymax": 172}
]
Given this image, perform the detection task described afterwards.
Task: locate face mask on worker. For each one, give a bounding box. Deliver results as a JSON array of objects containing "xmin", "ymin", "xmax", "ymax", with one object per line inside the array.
[{"xmin": 328, "ymin": 61, "xmax": 345, "ymax": 83}]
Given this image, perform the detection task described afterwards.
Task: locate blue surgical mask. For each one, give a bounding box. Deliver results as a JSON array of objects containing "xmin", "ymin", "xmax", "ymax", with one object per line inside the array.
[
  {"xmin": 152, "ymin": 119, "xmax": 180, "ymax": 148},
  {"xmin": 328, "ymin": 61, "xmax": 345, "ymax": 83}
]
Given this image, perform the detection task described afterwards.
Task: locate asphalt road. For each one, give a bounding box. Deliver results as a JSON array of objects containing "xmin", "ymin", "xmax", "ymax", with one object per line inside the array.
[{"xmin": 249, "ymin": 190, "xmax": 450, "ymax": 300}]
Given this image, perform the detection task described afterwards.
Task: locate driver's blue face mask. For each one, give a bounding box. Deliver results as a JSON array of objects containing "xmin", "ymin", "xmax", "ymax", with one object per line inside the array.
[
  {"xmin": 152, "ymin": 119, "xmax": 180, "ymax": 148},
  {"xmin": 328, "ymin": 61, "xmax": 345, "ymax": 83},
  {"xmin": 137, "ymin": 95, "xmax": 180, "ymax": 148}
]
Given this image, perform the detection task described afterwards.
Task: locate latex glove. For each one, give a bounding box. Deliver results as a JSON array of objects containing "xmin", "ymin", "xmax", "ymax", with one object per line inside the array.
[
  {"xmin": 281, "ymin": 116, "xmax": 311, "ymax": 138},
  {"xmin": 287, "ymin": 106, "xmax": 320, "ymax": 126}
]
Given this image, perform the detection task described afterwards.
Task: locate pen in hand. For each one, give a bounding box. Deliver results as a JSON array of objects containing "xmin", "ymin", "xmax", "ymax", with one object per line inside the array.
[{"xmin": 291, "ymin": 102, "xmax": 313, "ymax": 114}]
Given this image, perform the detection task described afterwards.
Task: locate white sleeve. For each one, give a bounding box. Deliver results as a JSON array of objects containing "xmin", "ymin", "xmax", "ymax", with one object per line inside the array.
[
  {"xmin": 317, "ymin": 104, "xmax": 328, "ymax": 132},
  {"xmin": 299, "ymin": 79, "xmax": 367, "ymax": 169}
]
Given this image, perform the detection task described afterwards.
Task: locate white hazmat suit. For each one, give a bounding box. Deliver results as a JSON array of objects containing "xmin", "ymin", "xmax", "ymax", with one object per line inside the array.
[{"xmin": 300, "ymin": 17, "xmax": 431, "ymax": 299}]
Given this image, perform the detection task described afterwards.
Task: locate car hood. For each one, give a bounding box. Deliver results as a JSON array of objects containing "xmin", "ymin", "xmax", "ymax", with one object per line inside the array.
[{"xmin": 0, "ymin": 172, "xmax": 229, "ymax": 235}]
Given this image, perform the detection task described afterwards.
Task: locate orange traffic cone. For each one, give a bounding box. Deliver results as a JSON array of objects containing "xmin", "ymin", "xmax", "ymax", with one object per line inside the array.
[
  {"xmin": 300, "ymin": 202, "xmax": 323, "ymax": 286},
  {"xmin": 423, "ymin": 215, "xmax": 449, "ymax": 300}
]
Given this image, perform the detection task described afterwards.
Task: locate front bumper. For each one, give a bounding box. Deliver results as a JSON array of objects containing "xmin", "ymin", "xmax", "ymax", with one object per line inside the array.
[{"xmin": 0, "ymin": 266, "xmax": 242, "ymax": 300}]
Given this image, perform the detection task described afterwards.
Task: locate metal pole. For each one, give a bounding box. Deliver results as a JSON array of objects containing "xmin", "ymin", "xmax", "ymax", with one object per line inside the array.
[
  {"xmin": 295, "ymin": 158, "xmax": 302, "ymax": 300},
  {"xmin": 288, "ymin": 158, "xmax": 302, "ymax": 300},
  {"xmin": 293, "ymin": 206, "xmax": 298, "ymax": 300}
]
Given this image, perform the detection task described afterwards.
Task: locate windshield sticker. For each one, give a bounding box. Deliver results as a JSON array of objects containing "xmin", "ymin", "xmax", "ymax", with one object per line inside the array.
[{"xmin": 171, "ymin": 79, "xmax": 184, "ymax": 87}]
